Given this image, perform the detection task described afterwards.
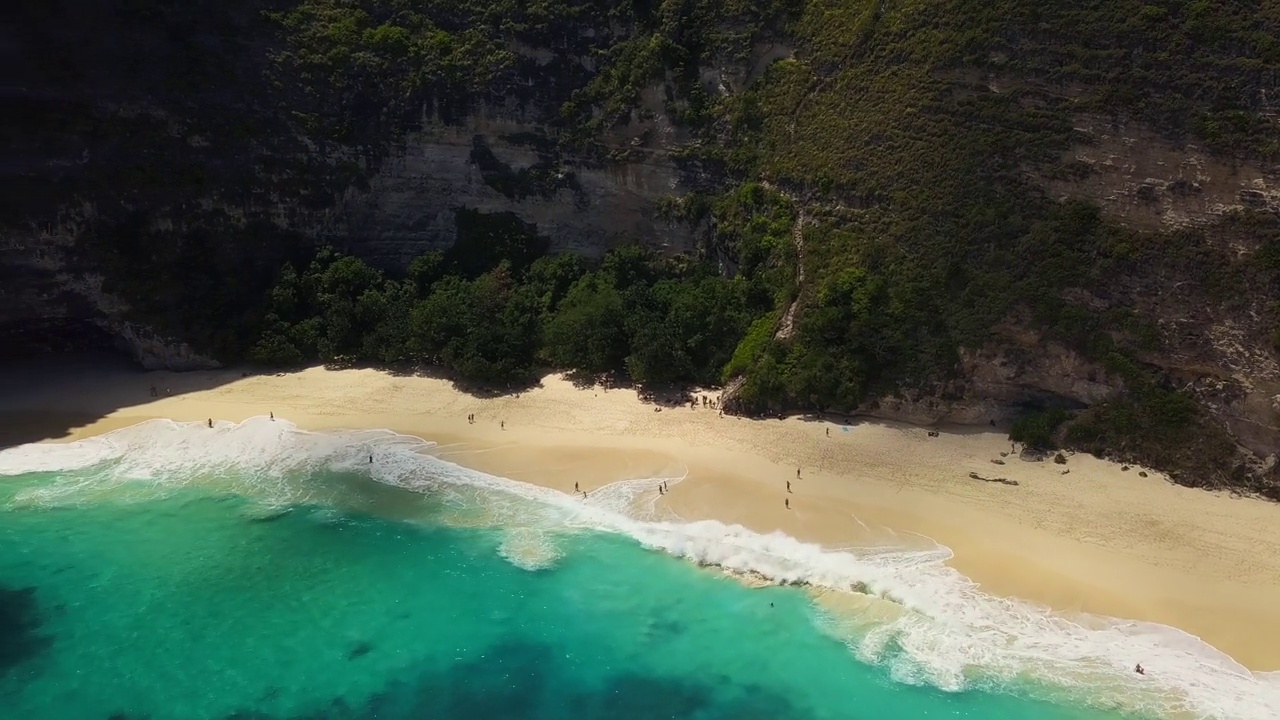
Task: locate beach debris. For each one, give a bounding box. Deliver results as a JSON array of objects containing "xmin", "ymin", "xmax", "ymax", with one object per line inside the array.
[
  {"xmin": 968, "ymin": 471, "xmax": 1019, "ymax": 486},
  {"xmin": 1053, "ymin": 452, "xmax": 1067, "ymax": 464},
  {"xmin": 990, "ymin": 458, "xmax": 1006, "ymax": 465}
]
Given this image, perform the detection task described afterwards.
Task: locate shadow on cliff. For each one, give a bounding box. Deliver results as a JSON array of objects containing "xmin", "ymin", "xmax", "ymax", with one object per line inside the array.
[{"xmin": 0, "ymin": 351, "xmax": 244, "ymax": 450}]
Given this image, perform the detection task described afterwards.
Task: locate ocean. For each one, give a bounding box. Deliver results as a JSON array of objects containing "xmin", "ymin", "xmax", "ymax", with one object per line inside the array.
[{"xmin": 0, "ymin": 418, "xmax": 1275, "ymax": 720}]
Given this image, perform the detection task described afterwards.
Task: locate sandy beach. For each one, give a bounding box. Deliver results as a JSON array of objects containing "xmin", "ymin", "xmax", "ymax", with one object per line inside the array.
[{"xmin": 4, "ymin": 357, "xmax": 1280, "ymax": 671}]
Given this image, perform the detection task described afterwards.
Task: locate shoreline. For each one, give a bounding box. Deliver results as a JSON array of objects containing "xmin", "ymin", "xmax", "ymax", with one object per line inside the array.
[{"xmin": 4, "ymin": 361, "xmax": 1280, "ymax": 671}]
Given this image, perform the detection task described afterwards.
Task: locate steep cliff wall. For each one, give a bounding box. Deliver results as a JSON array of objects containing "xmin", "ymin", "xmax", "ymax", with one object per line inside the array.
[
  {"xmin": 2, "ymin": 0, "xmax": 705, "ymax": 367},
  {"xmin": 332, "ymin": 119, "xmax": 697, "ymax": 268}
]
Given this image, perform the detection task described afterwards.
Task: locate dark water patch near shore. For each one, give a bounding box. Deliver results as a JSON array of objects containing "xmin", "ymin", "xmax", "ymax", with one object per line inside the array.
[
  {"xmin": 0, "ymin": 584, "xmax": 50, "ymax": 676},
  {"xmin": 219, "ymin": 639, "xmax": 809, "ymax": 720}
]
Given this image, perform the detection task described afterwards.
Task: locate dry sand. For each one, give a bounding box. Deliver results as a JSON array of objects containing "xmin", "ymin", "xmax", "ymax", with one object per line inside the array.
[{"xmin": 4, "ymin": 359, "xmax": 1280, "ymax": 670}]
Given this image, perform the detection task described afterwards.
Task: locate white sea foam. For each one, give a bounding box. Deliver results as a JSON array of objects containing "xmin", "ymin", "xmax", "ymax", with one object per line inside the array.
[{"xmin": 2, "ymin": 417, "xmax": 1277, "ymax": 720}]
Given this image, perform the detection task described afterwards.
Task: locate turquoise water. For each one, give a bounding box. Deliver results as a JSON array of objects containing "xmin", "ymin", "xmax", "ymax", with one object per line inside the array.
[{"xmin": 0, "ymin": 419, "xmax": 1273, "ymax": 720}]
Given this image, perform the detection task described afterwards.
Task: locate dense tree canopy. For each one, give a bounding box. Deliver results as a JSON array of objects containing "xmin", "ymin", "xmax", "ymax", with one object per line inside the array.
[{"xmin": 249, "ymin": 229, "xmax": 767, "ymax": 389}]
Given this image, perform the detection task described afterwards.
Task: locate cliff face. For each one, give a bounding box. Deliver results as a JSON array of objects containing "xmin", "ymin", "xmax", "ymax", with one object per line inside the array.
[
  {"xmin": 1, "ymin": 2, "xmax": 702, "ymax": 367},
  {"xmin": 1, "ymin": 228, "xmax": 218, "ymax": 370},
  {"xmin": 332, "ymin": 118, "xmax": 698, "ymax": 268},
  {"xmin": 846, "ymin": 120, "xmax": 1280, "ymax": 478},
  {"xmin": 1045, "ymin": 116, "xmax": 1280, "ymax": 231},
  {"xmin": 1, "ymin": 111, "xmax": 696, "ymax": 369}
]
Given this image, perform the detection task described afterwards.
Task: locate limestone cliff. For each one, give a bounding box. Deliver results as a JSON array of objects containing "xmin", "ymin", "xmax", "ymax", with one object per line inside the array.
[
  {"xmin": 331, "ymin": 117, "xmax": 698, "ymax": 268},
  {"xmin": 1, "ymin": 4, "xmax": 704, "ymax": 368}
]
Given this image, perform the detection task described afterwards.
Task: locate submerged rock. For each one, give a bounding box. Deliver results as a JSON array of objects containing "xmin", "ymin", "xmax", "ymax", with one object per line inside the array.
[
  {"xmin": 0, "ymin": 585, "xmax": 51, "ymax": 675},
  {"xmin": 348, "ymin": 641, "xmax": 374, "ymax": 660}
]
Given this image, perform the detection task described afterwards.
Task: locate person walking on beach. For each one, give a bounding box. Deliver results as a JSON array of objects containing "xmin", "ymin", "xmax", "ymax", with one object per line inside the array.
[
  {"xmin": 826, "ymin": 427, "xmax": 830, "ymax": 437},
  {"xmin": 785, "ymin": 498, "xmax": 790, "ymax": 509},
  {"xmin": 500, "ymin": 420, "xmax": 505, "ymax": 430},
  {"xmin": 796, "ymin": 467, "xmax": 801, "ymax": 479},
  {"xmin": 270, "ymin": 411, "xmax": 274, "ymax": 420},
  {"xmin": 574, "ymin": 482, "xmax": 580, "ymax": 493},
  {"xmin": 207, "ymin": 418, "xmax": 212, "ymax": 428},
  {"xmin": 658, "ymin": 484, "xmax": 664, "ymax": 495},
  {"xmin": 786, "ymin": 481, "xmax": 791, "ymax": 493}
]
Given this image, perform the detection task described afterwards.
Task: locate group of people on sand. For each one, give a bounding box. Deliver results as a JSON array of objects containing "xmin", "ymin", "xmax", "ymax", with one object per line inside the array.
[
  {"xmin": 465, "ymin": 413, "xmax": 503, "ymax": 430},
  {"xmin": 691, "ymin": 395, "xmax": 720, "ymax": 409},
  {"xmin": 785, "ymin": 467, "xmax": 801, "ymax": 509}
]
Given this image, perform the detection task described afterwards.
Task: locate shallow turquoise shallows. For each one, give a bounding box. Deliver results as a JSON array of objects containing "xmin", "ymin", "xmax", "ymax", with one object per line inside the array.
[{"xmin": 0, "ymin": 420, "xmax": 1271, "ymax": 720}]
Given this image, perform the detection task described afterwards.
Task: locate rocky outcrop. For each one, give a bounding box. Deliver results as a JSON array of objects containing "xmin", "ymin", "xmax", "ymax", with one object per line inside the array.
[
  {"xmin": 1, "ymin": 221, "xmax": 220, "ymax": 370},
  {"xmin": 1043, "ymin": 116, "xmax": 1280, "ymax": 231},
  {"xmin": 854, "ymin": 341, "xmax": 1114, "ymax": 426}
]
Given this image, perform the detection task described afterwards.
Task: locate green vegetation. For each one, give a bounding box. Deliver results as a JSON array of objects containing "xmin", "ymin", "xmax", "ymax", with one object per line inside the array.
[
  {"xmin": 249, "ymin": 212, "xmax": 767, "ymax": 388},
  {"xmin": 1009, "ymin": 407, "xmax": 1071, "ymax": 451},
  {"xmin": 1064, "ymin": 379, "xmax": 1242, "ymax": 491}
]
